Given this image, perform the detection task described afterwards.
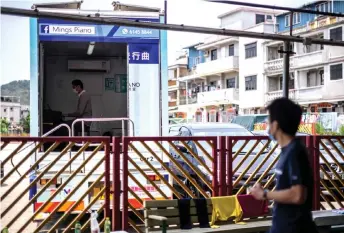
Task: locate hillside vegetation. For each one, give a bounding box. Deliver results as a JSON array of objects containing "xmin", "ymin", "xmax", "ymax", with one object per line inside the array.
[{"xmin": 1, "ymin": 80, "xmax": 30, "ymax": 105}]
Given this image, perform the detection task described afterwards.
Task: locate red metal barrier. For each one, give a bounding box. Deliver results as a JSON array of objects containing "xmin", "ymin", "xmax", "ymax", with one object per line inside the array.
[
  {"xmin": 0, "ymin": 136, "xmax": 111, "ymax": 233},
  {"xmin": 312, "ymin": 136, "xmax": 321, "ymax": 210},
  {"xmin": 121, "ymin": 136, "xmax": 218, "ymax": 231},
  {"xmin": 2, "ymin": 135, "xmax": 343, "ymax": 232},
  {"xmin": 112, "ymin": 137, "xmax": 121, "ymax": 231}
]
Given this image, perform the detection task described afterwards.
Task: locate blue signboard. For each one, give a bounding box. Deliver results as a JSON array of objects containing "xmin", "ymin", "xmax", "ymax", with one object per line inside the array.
[
  {"xmin": 128, "ymin": 43, "xmax": 159, "ymax": 64},
  {"xmin": 38, "ymin": 18, "xmax": 160, "ymax": 43}
]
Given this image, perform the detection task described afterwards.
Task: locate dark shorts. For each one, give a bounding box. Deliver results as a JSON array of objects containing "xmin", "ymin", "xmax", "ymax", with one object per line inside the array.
[{"xmin": 269, "ymin": 221, "xmax": 318, "ymax": 233}]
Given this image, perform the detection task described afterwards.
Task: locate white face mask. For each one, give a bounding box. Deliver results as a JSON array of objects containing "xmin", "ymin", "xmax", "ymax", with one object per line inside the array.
[{"xmin": 73, "ymin": 88, "xmax": 78, "ymax": 94}]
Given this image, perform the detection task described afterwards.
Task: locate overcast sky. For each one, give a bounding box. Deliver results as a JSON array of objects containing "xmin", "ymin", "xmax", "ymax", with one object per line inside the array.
[{"xmin": 0, "ymin": 0, "xmax": 304, "ymax": 85}]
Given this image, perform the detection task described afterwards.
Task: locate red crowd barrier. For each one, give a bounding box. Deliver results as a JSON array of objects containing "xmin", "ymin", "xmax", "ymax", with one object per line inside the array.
[{"xmin": 1, "ymin": 135, "xmax": 343, "ymax": 232}]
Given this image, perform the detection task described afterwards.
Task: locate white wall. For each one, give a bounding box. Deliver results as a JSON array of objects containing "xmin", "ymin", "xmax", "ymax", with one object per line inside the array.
[
  {"xmin": 220, "ymin": 12, "xmax": 244, "ymax": 29},
  {"xmin": 44, "ymin": 56, "xmax": 127, "ymax": 130},
  {"xmin": 242, "ymin": 12, "xmax": 257, "ymax": 30},
  {"xmin": 1, "ymin": 102, "xmax": 21, "ymax": 123},
  {"xmin": 220, "ymin": 11, "xmax": 275, "ymax": 31},
  {"xmin": 322, "ymin": 63, "xmax": 344, "ymax": 99},
  {"xmin": 325, "ymin": 25, "xmax": 344, "ymax": 58},
  {"xmin": 239, "ymin": 24, "xmax": 272, "ymax": 109}
]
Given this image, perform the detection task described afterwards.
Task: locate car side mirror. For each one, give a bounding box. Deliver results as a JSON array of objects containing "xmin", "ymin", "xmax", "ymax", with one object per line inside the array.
[{"xmin": 176, "ymin": 145, "xmax": 189, "ymax": 154}]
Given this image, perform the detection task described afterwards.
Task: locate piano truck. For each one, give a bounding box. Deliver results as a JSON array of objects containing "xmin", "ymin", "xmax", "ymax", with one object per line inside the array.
[{"xmin": 27, "ymin": 1, "xmax": 170, "ymax": 225}]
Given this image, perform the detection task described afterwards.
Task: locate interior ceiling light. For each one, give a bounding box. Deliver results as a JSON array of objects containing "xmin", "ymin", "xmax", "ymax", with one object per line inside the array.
[{"xmin": 87, "ymin": 42, "xmax": 95, "ymax": 55}]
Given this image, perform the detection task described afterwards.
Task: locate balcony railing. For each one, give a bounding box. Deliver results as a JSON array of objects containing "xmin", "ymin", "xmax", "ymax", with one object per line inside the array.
[
  {"xmin": 168, "ymin": 80, "xmax": 177, "ymax": 87},
  {"xmin": 297, "ymin": 86, "xmax": 324, "ymax": 102},
  {"xmin": 266, "ymin": 86, "xmax": 325, "ymax": 103},
  {"xmin": 266, "ymin": 89, "xmax": 297, "ymax": 102},
  {"xmin": 179, "ymin": 95, "xmax": 197, "ymax": 105},
  {"xmin": 180, "ymin": 56, "xmax": 239, "ymax": 81},
  {"xmin": 196, "ymin": 56, "xmax": 239, "ymax": 76},
  {"xmin": 197, "ymin": 88, "xmax": 239, "ymax": 105},
  {"xmin": 264, "ymin": 50, "xmax": 326, "ymax": 73},
  {"xmin": 168, "ymin": 101, "xmax": 177, "ymax": 107}
]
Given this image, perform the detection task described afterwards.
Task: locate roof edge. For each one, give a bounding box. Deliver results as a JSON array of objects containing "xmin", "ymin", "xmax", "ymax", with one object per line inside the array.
[{"xmin": 32, "ymin": 0, "xmax": 83, "ymax": 10}]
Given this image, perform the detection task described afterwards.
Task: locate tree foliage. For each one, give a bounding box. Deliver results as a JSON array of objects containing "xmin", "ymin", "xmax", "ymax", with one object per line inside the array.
[
  {"xmin": 21, "ymin": 113, "xmax": 30, "ymax": 134},
  {"xmin": 0, "ymin": 118, "xmax": 10, "ymax": 134},
  {"xmin": 1, "ymin": 80, "xmax": 30, "ymax": 105}
]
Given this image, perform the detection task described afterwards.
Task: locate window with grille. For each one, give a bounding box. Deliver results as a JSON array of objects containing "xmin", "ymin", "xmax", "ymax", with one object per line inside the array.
[
  {"xmin": 320, "ymin": 70, "xmax": 324, "ymax": 85},
  {"xmin": 245, "ymin": 42, "xmax": 257, "ymax": 59},
  {"xmin": 330, "ymin": 64, "xmax": 343, "ymax": 80},
  {"xmin": 226, "ymin": 78, "xmax": 236, "ymax": 88},
  {"xmin": 229, "ymin": 44, "xmax": 234, "ymax": 56},
  {"xmin": 330, "ymin": 27, "xmax": 342, "ymax": 41},
  {"xmin": 245, "ymin": 75, "xmax": 257, "ymax": 91},
  {"xmin": 211, "ymin": 49, "xmax": 217, "ymax": 60},
  {"xmin": 256, "ymin": 14, "xmax": 265, "ymax": 24}
]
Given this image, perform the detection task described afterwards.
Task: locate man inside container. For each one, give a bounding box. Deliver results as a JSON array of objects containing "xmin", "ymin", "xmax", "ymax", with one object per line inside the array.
[
  {"xmin": 64, "ymin": 79, "xmax": 92, "ymax": 136},
  {"xmin": 250, "ymin": 98, "xmax": 318, "ymax": 233}
]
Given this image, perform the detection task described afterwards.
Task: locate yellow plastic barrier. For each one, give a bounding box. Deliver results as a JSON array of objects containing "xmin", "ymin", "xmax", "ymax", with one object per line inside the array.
[{"xmin": 254, "ymin": 123, "xmax": 315, "ymax": 135}]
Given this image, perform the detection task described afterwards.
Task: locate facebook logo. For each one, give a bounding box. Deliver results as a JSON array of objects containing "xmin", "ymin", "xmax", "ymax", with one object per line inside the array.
[{"xmin": 41, "ymin": 25, "xmax": 49, "ymax": 34}]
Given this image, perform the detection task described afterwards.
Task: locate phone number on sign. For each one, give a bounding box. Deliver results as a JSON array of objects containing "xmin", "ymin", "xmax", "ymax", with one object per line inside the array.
[{"xmin": 129, "ymin": 29, "xmax": 153, "ymax": 35}]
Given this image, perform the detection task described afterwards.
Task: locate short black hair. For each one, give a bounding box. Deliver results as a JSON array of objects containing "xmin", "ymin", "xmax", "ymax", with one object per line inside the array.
[
  {"xmin": 266, "ymin": 98, "xmax": 302, "ymax": 136},
  {"xmin": 72, "ymin": 79, "xmax": 83, "ymax": 89}
]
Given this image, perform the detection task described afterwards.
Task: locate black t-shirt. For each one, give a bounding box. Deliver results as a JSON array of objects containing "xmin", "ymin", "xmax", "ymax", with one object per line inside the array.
[{"xmin": 270, "ymin": 138, "xmax": 318, "ymax": 233}]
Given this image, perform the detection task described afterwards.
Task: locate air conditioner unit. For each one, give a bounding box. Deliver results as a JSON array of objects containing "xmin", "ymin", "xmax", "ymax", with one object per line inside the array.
[{"xmin": 68, "ymin": 60, "xmax": 110, "ymax": 72}]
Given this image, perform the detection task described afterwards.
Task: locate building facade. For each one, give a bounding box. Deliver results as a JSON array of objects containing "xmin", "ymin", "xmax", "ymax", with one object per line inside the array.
[
  {"xmin": 261, "ymin": 0, "xmax": 344, "ymax": 114},
  {"xmin": 1, "ymin": 96, "xmax": 23, "ymax": 124},
  {"xmin": 168, "ymin": 0, "xmax": 344, "ymax": 122},
  {"xmin": 168, "ymin": 7, "xmax": 277, "ymax": 122}
]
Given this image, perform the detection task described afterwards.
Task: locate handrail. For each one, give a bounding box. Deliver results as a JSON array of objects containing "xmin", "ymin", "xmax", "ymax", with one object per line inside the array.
[
  {"xmin": 71, "ymin": 117, "xmax": 135, "ymax": 137},
  {"xmin": 16, "ymin": 123, "xmax": 72, "ymax": 155},
  {"xmin": 9, "ymin": 123, "xmax": 72, "ymax": 176},
  {"xmin": 42, "ymin": 123, "xmax": 72, "ymax": 137}
]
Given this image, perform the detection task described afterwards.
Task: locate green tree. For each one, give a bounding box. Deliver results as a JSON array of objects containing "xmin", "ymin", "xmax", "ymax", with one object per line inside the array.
[
  {"xmin": 315, "ymin": 122, "xmax": 326, "ymax": 135},
  {"xmin": 0, "ymin": 118, "xmax": 10, "ymax": 134},
  {"xmin": 20, "ymin": 113, "xmax": 30, "ymax": 134},
  {"xmin": 339, "ymin": 125, "xmax": 344, "ymax": 136}
]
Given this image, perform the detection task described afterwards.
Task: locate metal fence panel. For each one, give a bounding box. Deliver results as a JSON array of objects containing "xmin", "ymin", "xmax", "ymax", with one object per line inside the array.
[{"xmin": 0, "ymin": 137, "xmax": 111, "ymax": 233}]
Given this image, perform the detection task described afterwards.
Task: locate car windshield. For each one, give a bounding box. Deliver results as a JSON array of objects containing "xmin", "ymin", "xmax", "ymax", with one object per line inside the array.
[
  {"xmin": 193, "ymin": 128, "xmax": 273, "ymax": 174},
  {"xmin": 192, "ymin": 128, "xmax": 267, "ymax": 154},
  {"xmin": 168, "ymin": 126, "xmax": 277, "ymax": 175}
]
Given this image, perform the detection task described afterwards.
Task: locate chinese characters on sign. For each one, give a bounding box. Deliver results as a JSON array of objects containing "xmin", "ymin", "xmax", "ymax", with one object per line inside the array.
[
  {"xmin": 128, "ymin": 43, "xmax": 159, "ymax": 64},
  {"xmin": 128, "ymin": 51, "xmax": 150, "ymax": 61}
]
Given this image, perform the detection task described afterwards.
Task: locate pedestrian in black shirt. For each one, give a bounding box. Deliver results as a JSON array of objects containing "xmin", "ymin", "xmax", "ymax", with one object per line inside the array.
[{"xmin": 250, "ymin": 98, "xmax": 318, "ymax": 233}]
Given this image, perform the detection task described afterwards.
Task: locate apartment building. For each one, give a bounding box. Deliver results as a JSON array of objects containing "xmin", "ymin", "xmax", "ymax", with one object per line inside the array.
[
  {"xmin": 169, "ymin": 0, "xmax": 344, "ymax": 121},
  {"xmin": 1, "ymin": 96, "xmax": 22, "ymax": 124},
  {"xmin": 247, "ymin": 0, "xmax": 344, "ymax": 114},
  {"xmin": 168, "ymin": 7, "xmax": 277, "ymax": 122},
  {"xmin": 168, "ymin": 53, "xmax": 188, "ymax": 118}
]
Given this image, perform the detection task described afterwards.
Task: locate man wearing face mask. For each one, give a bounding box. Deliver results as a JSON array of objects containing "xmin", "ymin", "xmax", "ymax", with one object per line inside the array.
[
  {"xmin": 65, "ymin": 79, "xmax": 92, "ymax": 135},
  {"xmin": 250, "ymin": 98, "xmax": 318, "ymax": 233}
]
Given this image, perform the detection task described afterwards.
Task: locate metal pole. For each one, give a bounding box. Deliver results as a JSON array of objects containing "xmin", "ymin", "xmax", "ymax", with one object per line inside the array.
[
  {"xmin": 164, "ymin": 0, "xmax": 167, "ymax": 24},
  {"xmin": 186, "ymin": 81, "xmax": 188, "ymax": 105},
  {"xmin": 282, "ymin": 12, "xmax": 293, "ymax": 99},
  {"xmin": 206, "ymin": 0, "xmax": 344, "ymax": 17},
  {"xmin": 2, "ymin": 6, "xmax": 344, "ymax": 46},
  {"xmin": 283, "ymin": 41, "xmax": 290, "ymax": 99}
]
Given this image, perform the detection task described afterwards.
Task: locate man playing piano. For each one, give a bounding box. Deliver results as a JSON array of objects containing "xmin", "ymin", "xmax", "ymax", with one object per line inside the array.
[{"xmin": 65, "ymin": 79, "xmax": 92, "ymax": 136}]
